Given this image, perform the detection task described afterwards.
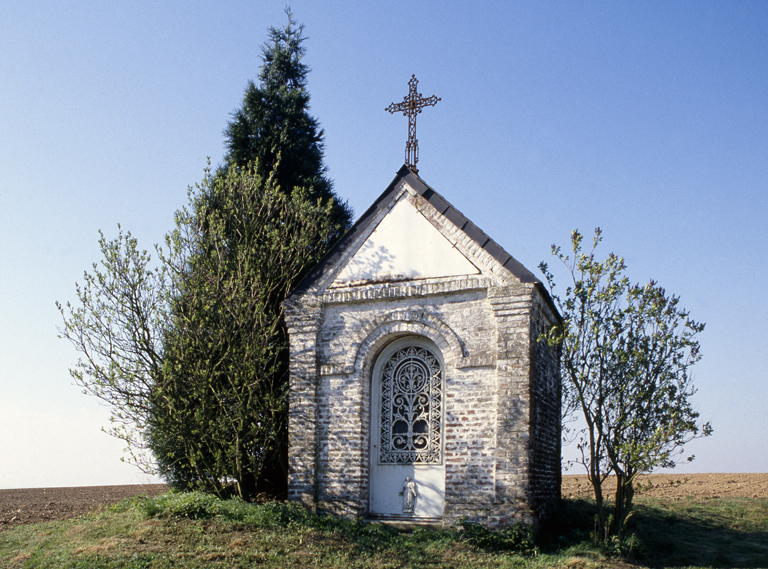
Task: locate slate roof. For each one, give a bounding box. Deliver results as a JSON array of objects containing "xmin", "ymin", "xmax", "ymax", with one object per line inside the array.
[{"xmin": 288, "ymin": 165, "xmax": 547, "ymax": 302}]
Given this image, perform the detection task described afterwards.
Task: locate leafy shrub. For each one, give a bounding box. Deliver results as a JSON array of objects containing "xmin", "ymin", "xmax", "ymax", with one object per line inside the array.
[
  {"xmin": 455, "ymin": 519, "xmax": 538, "ymax": 555},
  {"xmin": 142, "ymin": 491, "xmax": 227, "ymax": 520},
  {"xmin": 141, "ymin": 492, "xmax": 323, "ymax": 527},
  {"xmin": 605, "ymin": 532, "xmax": 643, "ymax": 559}
]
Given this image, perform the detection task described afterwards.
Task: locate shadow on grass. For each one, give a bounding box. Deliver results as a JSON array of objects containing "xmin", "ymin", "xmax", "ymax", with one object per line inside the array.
[
  {"xmin": 632, "ymin": 497, "xmax": 768, "ymax": 568},
  {"xmin": 539, "ymin": 496, "xmax": 768, "ymax": 568}
]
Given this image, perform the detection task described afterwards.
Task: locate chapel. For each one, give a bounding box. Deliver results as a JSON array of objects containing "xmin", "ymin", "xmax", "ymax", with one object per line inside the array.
[{"xmin": 284, "ymin": 165, "xmax": 562, "ymax": 529}]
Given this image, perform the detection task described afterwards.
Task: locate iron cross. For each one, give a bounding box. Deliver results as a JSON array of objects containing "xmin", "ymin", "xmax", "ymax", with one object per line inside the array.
[{"xmin": 386, "ymin": 75, "xmax": 440, "ymax": 172}]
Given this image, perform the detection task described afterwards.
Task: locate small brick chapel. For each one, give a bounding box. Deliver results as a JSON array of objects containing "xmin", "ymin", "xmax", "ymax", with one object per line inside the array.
[{"xmin": 284, "ymin": 165, "xmax": 562, "ymax": 528}]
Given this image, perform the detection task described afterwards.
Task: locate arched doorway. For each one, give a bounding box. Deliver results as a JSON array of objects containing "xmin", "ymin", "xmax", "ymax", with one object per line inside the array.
[{"xmin": 369, "ymin": 336, "xmax": 445, "ymax": 520}]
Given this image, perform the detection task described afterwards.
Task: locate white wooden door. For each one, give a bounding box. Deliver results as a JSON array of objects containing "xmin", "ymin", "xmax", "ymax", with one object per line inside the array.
[{"xmin": 369, "ymin": 338, "xmax": 445, "ymax": 520}]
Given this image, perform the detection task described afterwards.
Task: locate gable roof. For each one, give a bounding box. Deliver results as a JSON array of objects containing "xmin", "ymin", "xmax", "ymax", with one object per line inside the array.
[{"xmin": 288, "ymin": 165, "xmax": 545, "ymax": 301}]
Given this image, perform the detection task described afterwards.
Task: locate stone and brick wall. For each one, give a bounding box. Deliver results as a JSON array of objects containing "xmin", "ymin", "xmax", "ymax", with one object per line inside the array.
[
  {"xmin": 285, "ymin": 296, "xmax": 321, "ymax": 506},
  {"xmin": 286, "ymin": 275, "xmax": 561, "ymax": 529},
  {"xmin": 528, "ymin": 286, "xmax": 562, "ymax": 527}
]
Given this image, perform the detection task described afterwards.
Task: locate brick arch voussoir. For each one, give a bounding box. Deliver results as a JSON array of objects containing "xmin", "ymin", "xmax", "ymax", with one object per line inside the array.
[{"xmin": 351, "ymin": 311, "xmax": 465, "ymax": 376}]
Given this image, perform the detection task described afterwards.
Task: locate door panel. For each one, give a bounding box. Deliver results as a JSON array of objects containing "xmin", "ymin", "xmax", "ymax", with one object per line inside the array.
[{"xmin": 370, "ymin": 339, "xmax": 445, "ymax": 519}]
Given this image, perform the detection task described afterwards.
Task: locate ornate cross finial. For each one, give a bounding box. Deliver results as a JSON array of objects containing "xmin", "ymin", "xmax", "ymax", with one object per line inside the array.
[{"xmin": 386, "ymin": 75, "xmax": 440, "ymax": 173}]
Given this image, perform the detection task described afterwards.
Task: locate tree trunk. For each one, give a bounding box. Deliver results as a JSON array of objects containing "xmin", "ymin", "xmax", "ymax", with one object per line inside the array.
[
  {"xmin": 589, "ymin": 468, "xmax": 608, "ymax": 541},
  {"xmin": 613, "ymin": 472, "xmax": 635, "ymax": 539}
]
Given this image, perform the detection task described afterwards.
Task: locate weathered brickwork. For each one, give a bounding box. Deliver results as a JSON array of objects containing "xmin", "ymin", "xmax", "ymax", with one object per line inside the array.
[
  {"xmin": 285, "ymin": 297, "xmax": 322, "ymax": 506},
  {"xmin": 529, "ymin": 291, "xmax": 562, "ymax": 525},
  {"xmin": 284, "ymin": 168, "xmax": 561, "ymax": 530}
]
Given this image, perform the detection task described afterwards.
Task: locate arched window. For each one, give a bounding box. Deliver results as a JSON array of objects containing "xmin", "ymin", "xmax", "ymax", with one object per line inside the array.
[{"xmin": 377, "ymin": 343, "xmax": 443, "ymax": 465}]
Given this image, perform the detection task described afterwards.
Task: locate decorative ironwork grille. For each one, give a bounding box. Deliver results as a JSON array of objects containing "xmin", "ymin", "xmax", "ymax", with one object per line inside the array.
[{"xmin": 379, "ymin": 346, "xmax": 442, "ymax": 464}]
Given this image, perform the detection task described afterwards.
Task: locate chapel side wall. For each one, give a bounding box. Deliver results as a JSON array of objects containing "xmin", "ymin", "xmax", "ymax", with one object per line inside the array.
[
  {"xmin": 285, "ymin": 299, "xmax": 322, "ymax": 505},
  {"xmin": 528, "ymin": 287, "xmax": 562, "ymax": 526},
  {"xmin": 485, "ymin": 284, "xmax": 536, "ymax": 527}
]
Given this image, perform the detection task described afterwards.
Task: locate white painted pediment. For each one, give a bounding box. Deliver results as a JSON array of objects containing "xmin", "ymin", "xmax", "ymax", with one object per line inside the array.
[{"xmin": 331, "ymin": 196, "xmax": 480, "ymax": 286}]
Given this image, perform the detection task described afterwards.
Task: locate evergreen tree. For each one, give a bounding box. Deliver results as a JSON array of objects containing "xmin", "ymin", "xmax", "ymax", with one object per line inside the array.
[{"xmin": 223, "ymin": 9, "xmax": 352, "ymax": 230}]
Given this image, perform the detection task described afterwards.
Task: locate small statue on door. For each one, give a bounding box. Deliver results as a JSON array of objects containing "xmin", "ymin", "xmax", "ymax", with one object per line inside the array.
[{"xmin": 400, "ymin": 476, "xmax": 418, "ymax": 513}]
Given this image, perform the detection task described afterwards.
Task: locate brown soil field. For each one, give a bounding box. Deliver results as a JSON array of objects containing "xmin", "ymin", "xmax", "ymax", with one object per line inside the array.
[
  {"xmin": 1, "ymin": 474, "xmax": 765, "ymax": 531},
  {"xmin": 562, "ymin": 472, "xmax": 768, "ymax": 500},
  {"xmin": 0, "ymin": 484, "xmax": 168, "ymax": 531}
]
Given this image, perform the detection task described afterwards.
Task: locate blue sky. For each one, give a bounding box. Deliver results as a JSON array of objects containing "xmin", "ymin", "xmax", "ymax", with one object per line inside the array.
[{"xmin": 1, "ymin": 1, "xmax": 766, "ymax": 488}]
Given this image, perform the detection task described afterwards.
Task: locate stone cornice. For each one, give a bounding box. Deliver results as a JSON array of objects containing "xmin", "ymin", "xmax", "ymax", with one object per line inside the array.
[{"xmin": 320, "ymin": 276, "xmax": 492, "ymax": 304}]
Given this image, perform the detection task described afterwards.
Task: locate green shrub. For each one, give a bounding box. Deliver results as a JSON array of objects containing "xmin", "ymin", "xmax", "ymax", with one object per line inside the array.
[
  {"xmin": 605, "ymin": 532, "xmax": 643, "ymax": 559},
  {"xmin": 141, "ymin": 492, "xmax": 323, "ymax": 527},
  {"xmin": 142, "ymin": 491, "xmax": 226, "ymax": 520},
  {"xmin": 455, "ymin": 519, "xmax": 538, "ymax": 555}
]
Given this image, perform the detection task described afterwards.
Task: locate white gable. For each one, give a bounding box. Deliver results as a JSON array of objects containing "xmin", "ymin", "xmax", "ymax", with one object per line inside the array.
[{"xmin": 331, "ymin": 196, "xmax": 480, "ymax": 286}]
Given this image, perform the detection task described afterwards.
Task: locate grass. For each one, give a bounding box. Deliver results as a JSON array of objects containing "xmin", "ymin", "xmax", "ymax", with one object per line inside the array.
[
  {"xmin": 1, "ymin": 491, "xmax": 767, "ymax": 568},
  {"xmin": 633, "ymin": 496, "xmax": 768, "ymax": 568}
]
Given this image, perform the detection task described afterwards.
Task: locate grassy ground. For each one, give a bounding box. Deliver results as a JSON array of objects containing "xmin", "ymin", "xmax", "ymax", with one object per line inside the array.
[
  {"xmin": 1, "ymin": 491, "xmax": 767, "ymax": 568},
  {"xmin": 634, "ymin": 497, "xmax": 768, "ymax": 567}
]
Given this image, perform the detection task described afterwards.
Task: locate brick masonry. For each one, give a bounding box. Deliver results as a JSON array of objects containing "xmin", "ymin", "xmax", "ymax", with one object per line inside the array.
[{"xmin": 284, "ymin": 169, "xmax": 561, "ymax": 530}]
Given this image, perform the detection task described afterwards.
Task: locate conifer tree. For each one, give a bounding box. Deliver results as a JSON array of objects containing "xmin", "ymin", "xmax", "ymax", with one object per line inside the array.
[{"xmin": 223, "ymin": 9, "xmax": 352, "ymax": 230}]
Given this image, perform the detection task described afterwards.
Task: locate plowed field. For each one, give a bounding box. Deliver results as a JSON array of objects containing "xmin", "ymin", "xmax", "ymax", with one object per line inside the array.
[
  {"xmin": 562, "ymin": 472, "xmax": 768, "ymax": 500},
  {"xmin": 0, "ymin": 484, "xmax": 167, "ymax": 530}
]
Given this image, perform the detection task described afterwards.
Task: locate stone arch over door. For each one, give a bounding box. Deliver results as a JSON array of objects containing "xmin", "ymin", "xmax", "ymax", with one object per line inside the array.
[
  {"xmin": 368, "ymin": 335, "xmax": 446, "ymax": 520},
  {"xmin": 351, "ymin": 311, "xmax": 462, "ymax": 377}
]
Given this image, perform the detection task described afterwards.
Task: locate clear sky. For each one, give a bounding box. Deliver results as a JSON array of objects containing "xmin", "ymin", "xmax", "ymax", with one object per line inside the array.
[{"xmin": 1, "ymin": 1, "xmax": 766, "ymax": 489}]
